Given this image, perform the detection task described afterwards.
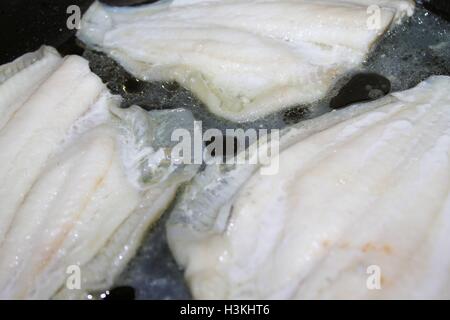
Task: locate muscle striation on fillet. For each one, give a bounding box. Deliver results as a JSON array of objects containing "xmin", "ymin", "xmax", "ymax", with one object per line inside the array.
[
  {"xmin": 0, "ymin": 46, "xmax": 198, "ymax": 299},
  {"xmin": 167, "ymin": 76, "xmax": 450, "ymax": 299},
  {"xmin": 77, "ymin": 0, "xmax": 415, "ymax": 122}
]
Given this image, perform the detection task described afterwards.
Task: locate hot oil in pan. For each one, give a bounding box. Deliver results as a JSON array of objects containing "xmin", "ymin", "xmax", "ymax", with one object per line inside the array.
[
  {"xmin": 56, "ymin": 4, "xmax": 449, "ymax": 300},
  {"xmin": 364, "ymin": 5, "xmax": 450, "ymax": 91},
  {"xmin": 78, "ymin": 6, "xmax": 450, "ymax": 129}
]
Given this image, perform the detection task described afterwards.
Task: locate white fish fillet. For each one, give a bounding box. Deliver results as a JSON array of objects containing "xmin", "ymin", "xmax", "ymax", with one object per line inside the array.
[
  {"xmin": 77, "ymin": 0, "xmax": 415, "ymax": 122},
  {"xmin": 0, "ymin": 47, "xmax": 106, "ymax": 244},
  {"xmin": 167, "ymin": 76, "xmax": 450, "ymax": 299},
  {"xmin": 0, "ymin": 47, "xmax": 198, "ymax": 299}
]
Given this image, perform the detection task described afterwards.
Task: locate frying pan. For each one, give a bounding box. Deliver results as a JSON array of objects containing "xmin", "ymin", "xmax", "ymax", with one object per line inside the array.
[{"xmin": 0, "ymin": 0, "xmax": 449, "ymax": 300}]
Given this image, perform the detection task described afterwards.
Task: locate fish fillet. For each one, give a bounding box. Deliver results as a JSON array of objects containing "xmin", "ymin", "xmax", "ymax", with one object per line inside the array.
[
  {"xmin": 167, "ymin": 76, "xmax": 450, "ymax": 299},
  {"xmin": 77, "ymin": 0, "xmax": 415, "ymax": 122},
  {"xmin": 0, "ymin": 47, "xmax": 106, "ymax": 244},
  {"xmin": 0, "ymin": 47, "xmax": 198, "ymax": 299}
]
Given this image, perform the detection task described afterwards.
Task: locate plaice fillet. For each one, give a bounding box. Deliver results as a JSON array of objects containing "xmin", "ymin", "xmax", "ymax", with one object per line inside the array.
[
  {"xmin": 77, "ymin": 0, "xmax": 415, "ymax": 122},
  {"xmin": 0, "ymin": 46, "xmax": 198, "ymax": 299},
  {"xmin": 167, "ymin": 76, "xmax": 450, "ymax": 299}
]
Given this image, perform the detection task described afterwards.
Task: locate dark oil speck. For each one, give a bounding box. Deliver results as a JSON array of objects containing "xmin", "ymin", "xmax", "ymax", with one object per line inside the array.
[
  {"xmin": 330, "ymin": 73, "xmax": 391, "ymax": 110},
  {"xmin": 424, "ymin": 0, "xmax": 450, "ymax": 21},
  {"xmin": 57, "ymin": 36, "xmax": 85, "ymax": 57}
]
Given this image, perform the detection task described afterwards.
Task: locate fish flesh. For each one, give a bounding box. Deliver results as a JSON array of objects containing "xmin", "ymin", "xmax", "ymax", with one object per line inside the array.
[
  {"xmin": 0, "ymin": 46, "xmax": 198, "ymax": 299},
  {"xmin": 167, "ymin": 76, "xmax": 450, "ymax": 299},
  {"xmin": 0, "ymin": 46, "xmax": 104, "ymax": 244},
  {"xmin": 77, "ymin": 0, "xmax": 415, "ymax": 122}
]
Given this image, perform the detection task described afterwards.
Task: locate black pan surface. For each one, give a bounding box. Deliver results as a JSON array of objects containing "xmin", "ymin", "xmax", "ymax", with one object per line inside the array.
[{"xmin": 0, "ymin": 0, "xmax": 449, "ymax": 300}]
